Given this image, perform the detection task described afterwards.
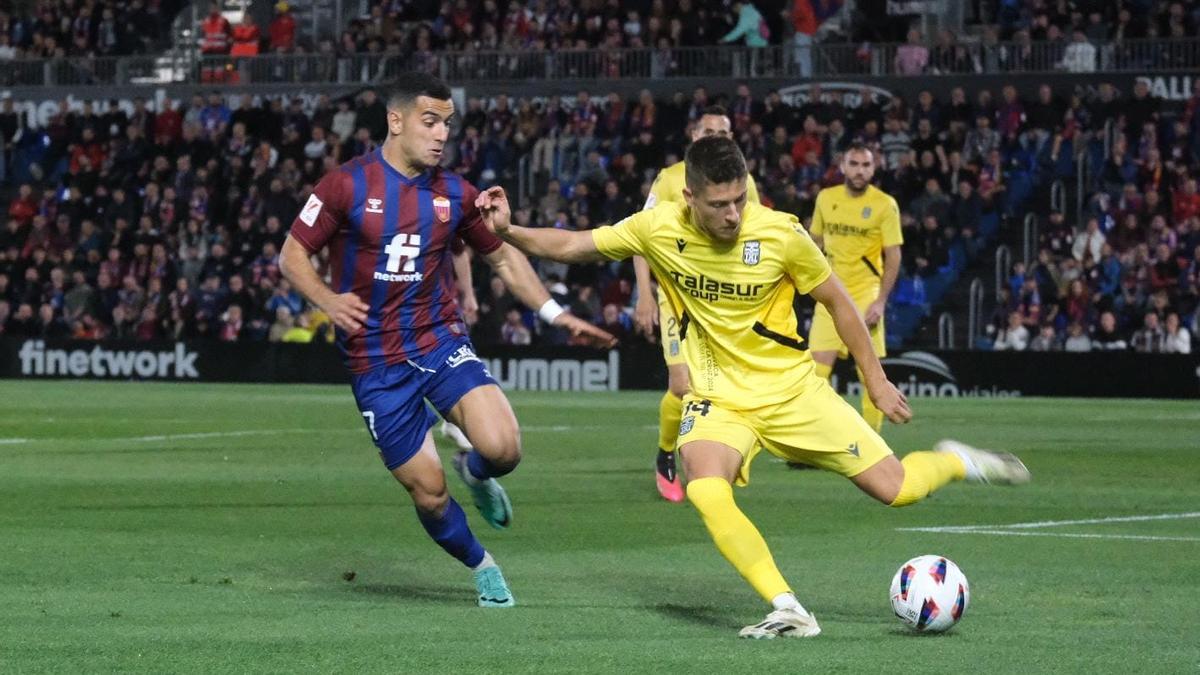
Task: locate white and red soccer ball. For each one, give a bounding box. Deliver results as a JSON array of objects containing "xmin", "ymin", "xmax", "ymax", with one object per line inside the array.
[{"xmin": 890, "ymin": 555, "xmax": 970, "ymax": 633}]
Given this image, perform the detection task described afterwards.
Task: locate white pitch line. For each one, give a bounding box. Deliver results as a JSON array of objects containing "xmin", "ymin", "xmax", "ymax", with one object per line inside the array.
[
  {"xmin": 900, "ymin": 528, "xmax": 1200, "ymax": 543},
  {"xmin": 898, "ymin": 511, "xmax": 1200, "ymax": 533},
  {"xmin": 126, "ymin": 430, "xmax": 287, "ymax": 442},
  {"xmin": 3, "ymin": 423, "xmax": 660, "ymax": 446},
  {"xmin": 998, "ymin": 512, "xmax": 1200, "ymax": 529}
]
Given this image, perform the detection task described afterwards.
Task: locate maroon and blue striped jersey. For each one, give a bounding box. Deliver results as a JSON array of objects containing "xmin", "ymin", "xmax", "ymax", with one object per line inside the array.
[{"xmin": 289, "ymin": 149, "xmax": 503, "ymax": 374}]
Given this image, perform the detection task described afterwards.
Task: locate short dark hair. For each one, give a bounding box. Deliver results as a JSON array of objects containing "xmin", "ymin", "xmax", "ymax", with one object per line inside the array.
[
  {"xmin": 384, "ymin": 71, "xmax": 453, "ymax": 110},
  {"xmin": 685, "ymin": 136, "xmax": 747, "ymax": 191},
  {"xmin": 843, "ymin": 141, "xmax": 874, "ymax": 160},
  {"xmin": 701, "ymin": 104, "xmax": 729, "ymax": 118}
]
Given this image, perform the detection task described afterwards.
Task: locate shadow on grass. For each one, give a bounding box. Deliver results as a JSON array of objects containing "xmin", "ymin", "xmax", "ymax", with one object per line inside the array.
[
  {"xmin": 351, "ymin": 582, "xmax": 469, "ymax": 604},
  {"xmin": 651, "ymin": 603, "xmax": 739, "ymax": 629}
]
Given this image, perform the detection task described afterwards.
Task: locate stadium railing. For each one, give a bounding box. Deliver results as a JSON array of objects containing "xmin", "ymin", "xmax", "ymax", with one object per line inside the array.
[{"xmin": 3, "ymin": 38, "xmax": 1199, "ymax": 88}]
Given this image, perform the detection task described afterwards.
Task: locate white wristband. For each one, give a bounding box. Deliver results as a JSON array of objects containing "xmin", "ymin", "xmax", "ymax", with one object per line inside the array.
[{"xmin": 538, "ymin": 299, "xmax": 566, "ymax": 324}]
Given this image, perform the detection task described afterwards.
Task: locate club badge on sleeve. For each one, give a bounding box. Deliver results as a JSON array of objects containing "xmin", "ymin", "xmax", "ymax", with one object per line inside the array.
[{"xmin": 299, "ymin": 193, "xmax": 323, "ymax": 226}]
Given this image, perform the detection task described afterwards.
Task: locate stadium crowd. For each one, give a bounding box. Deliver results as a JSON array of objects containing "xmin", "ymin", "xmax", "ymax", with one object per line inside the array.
[
  {"xmin": 1, "ymin": 72, "xmax": 1199, "ymax": 352},
  {"xmin": 179, "ymin": 0, "xmax": 1200, "ymax": 78},
  {"xmin": 0, "ymin": 0, "xmax": 186, "ymax": 59}
]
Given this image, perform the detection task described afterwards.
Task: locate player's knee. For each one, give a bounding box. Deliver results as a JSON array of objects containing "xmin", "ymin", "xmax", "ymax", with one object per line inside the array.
[
  {"xmin": 408, "ymin": 482, "xmax": 449, "ymax": 516},
  {"xmin": 880, "ymin": 483, "xmax": 905, "ymax": 506},
  {"xmin": 474, "ymin": 423, "xmax": 522, "ymax": 475},
  {"xmin": 880, "ymin": 468, "xmax": 907, "ymax": 506},
  {"xmin": 851, "ymin": 457, "xmax": 905, "ymax": 505}
]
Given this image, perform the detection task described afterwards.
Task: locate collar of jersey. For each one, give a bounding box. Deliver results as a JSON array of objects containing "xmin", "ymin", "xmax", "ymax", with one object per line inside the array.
[{"xmin": 374, "ymin": 149, "xmax": 432, "ymax": 186}]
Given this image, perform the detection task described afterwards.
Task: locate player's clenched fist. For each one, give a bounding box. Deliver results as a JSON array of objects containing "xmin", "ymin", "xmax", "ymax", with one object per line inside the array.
[
  {"xmin": 322, "ymin": 292, "xmax": 370, "ymax": 334},
  {"xmin": 475, "ymin": 186, "xmax": 512, "ymax": 234}
]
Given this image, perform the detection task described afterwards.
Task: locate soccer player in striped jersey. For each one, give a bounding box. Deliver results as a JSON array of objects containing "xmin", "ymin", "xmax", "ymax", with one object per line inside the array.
[{"xmin": 280, "ymin": 72, "xmax": 615, "ymax": 608}]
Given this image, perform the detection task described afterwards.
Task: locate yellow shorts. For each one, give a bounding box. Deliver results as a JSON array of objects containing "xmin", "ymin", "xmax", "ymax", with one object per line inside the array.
[
  {"xmin": 677, "ymin": 381, "xmax": 893, "ymax": 486},
  {"xmin": 808, "ymin": 290, "xmax": 886, "ymax": 359},
  {"xmin": 658, "ymin": 286, "xmax": 685, "ymax": 367}
]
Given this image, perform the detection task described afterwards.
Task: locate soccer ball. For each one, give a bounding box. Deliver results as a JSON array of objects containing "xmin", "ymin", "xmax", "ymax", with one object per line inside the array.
[{"xmin": 889, "ymin": 555, "xmax": 970, "ymax": 633}]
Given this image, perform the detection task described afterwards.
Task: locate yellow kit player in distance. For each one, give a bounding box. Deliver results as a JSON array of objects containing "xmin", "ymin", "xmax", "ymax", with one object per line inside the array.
[
  {"xmin": 474, "ymin": 137, "xmax": 1030, "ymax": 639},
  {"xmin": 633, "ymin": 105, "xmax": 761, "ymax": 502},
  {"xmin": 808, "ymin": 143, "xmax": 902, "ymax": 433}
]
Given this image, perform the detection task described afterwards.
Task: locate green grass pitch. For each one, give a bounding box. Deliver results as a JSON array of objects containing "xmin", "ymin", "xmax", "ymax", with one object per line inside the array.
[{"xmin": 1, "ymin": 381, "xmax": 1198, "ymax": 673}]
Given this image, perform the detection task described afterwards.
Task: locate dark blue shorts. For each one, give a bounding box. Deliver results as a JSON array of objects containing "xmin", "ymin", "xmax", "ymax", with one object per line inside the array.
[{"xmin": 350, "ymin": 338, "xmax": 495, "ymax": 470}]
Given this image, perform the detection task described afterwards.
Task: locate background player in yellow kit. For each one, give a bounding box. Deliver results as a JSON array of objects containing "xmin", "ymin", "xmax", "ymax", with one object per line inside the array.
[
  {"xmin": 633, "ymin": 105, "xmax": 761, "ymax": 502},
  {"xmin": 474, "ymin": 136, "xmax": 1030, "ymax": 639},
  {"xmin": 808, "ymin": 143, "xmax": 903, "ymax": 433}
]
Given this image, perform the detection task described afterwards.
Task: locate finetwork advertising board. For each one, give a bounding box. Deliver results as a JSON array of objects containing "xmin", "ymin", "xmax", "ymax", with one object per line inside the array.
[{"xmin": 1, "ymin": 338, "xmax": 1197, "ymax": 398}]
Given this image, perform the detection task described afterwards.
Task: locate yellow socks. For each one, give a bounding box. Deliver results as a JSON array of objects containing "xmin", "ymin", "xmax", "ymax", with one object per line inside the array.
[
  {"xmin": 686, "ymin": 477, "xmax": 791, "ymax": 603},
  {"xmin": 855, "ymin": 367, "xmax": 884, "ymax": 433},
  {"xmin": 889, "ymin": 452, "xmax": 968, "ymax": 507},
  {"xmin": 658, "ymin": 390, "xmax": 683, "ymax": 452}
]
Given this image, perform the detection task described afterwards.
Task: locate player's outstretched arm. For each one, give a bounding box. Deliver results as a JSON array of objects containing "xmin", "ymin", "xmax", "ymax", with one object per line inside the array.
[
  {"xmin": 279, "ymin": 234, "xmax": 368, "ymax": 334},
  {"xmin": 809, "ymin": 275, "xmax": 912, "ymax": 424},
  {"xmin": 475, "ymin": 186, "xmax": 608, "ymax": 263},
  {"xmin": 482, "ymin": 243, "xmax": 617, "ymax": 349}
]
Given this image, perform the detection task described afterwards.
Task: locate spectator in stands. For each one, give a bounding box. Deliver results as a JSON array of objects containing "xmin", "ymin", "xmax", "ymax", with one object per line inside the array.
[
  {"xmin": 1073, "ymin": 218, "xmax": 1105, "ymax": 262},
  {"xmin": 1060, "ymin": 29, "xmax": 1097, "ymax": 72},
  {"xmin": 1092, "ymin": 311, "xmax": 1129, "ymax": 350},
  {"xmin": 219, "ymin": 303, "xmax": 244, "ymax": 342},
  {"xmin": 231, "ymin": 14, "xmax": 262, "ymax": 61},
  {"xmin": 500, "ymin": 308, "xmax": 531, "ymax": 345},
  {"xmin": 269, "ymin": 305, "xmax": 294, "ymax": 342},
  {"xmin": 1063, "ymin": 322, "xmax": 1092, "ymax": 352},
  {"xmin": 597, "ymin": 302, "xmax": 630, "ymax": 342},
  {"xmin": 1029, "ymin": 323, "xmax": 1059, "ymax": 351},
  {"xmin": 721, "ymin": 1, "xmax": 769, "ymax": 48},
  {"xmin": 895, "ymin": 29, "xmax": 929, "ymax": 75},
  {"xmin": 5, "ymin": 301, "xmax": 37, "ymax": 337},
  {"xmin": 963, "ymin": 114, "xmax": 999, "ymax": 163},
  {"xmin": 1131, "ymin": 311, "xmax": 1166, "ymax": 352},
  {"xmin": 1164, "ymin": 312, "xmax": 1192, "ymax": 353},
  {"xmin": 993, "ymin": 311, "xmax": 1030, "ymax": 351},
  {"xmin": 200, "ymin": 3, "xmax": 232, "ymax": 56},
  {"xmin": 269, "ymin": 2, "xmax": 297, "ymax": 53},
  {"xmin": 790, "ymin": 0, "xmax": 817, "ymax": 78}
]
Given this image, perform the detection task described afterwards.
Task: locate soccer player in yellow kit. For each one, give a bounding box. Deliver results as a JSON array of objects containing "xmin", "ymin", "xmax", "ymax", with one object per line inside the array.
[
  {"xmin": 474, "ymin": 136, "xmax": 1030, "ymax": 639},
  {"xmin": 808, "ymin": 143, "xmax": 902, "ymax": 433},
  {"xmin": 634, "ymin": 105, "xmax": 762, "ymax": 502}
]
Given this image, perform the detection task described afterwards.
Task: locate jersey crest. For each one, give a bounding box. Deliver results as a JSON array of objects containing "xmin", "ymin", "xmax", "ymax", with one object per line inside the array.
[
  {"xmin": 742, "ymin": 240, "xmax": 761, "ymax": 266},
  {"xmin": 433, "ymin": 196, "xmax": 451, "ymax": 222}
]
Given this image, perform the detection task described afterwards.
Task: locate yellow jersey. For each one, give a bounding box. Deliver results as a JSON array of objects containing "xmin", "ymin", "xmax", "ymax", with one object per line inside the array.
[
  {"xmin": 643, "ymin": 161, "xmax": 761, "ymax": 210},
  {"xmin": 809, "ymin": 184, "xmax": 902, "ymax": 297},
  {"xmin": 593, "ymin": 201, "xmax": 832, "ymax": 410}
]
